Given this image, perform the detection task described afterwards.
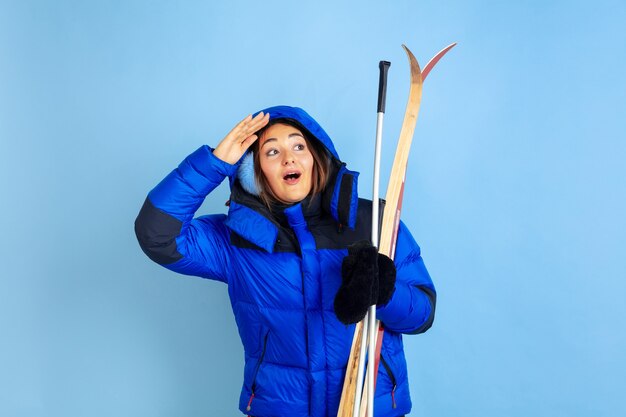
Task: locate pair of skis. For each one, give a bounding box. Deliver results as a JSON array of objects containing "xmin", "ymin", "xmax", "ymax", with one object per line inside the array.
[{"xmin": 337, "ymin": 43, "xmax": 456, "ymax": 417}]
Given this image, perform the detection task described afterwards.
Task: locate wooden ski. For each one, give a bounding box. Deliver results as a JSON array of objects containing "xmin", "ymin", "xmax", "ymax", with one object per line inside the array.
[
  {"xmin": 336, "ymin": 316, "xmax": 367, "ymax": 416},
  {"xmin": 337, "ymin": 42, "xmax": 456, "ymax": 417}
]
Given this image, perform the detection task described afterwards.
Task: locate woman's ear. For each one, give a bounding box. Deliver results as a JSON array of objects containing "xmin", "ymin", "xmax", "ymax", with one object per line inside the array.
[{"xmin": 236, "ymin": 151, "xmax": 260, "ymax": 196}]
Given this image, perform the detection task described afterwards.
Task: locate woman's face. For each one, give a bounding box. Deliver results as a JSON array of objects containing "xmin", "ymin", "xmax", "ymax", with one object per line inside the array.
[{"xmin": 258, "ymin": 123, "xmax": 314, "ymax": 204}]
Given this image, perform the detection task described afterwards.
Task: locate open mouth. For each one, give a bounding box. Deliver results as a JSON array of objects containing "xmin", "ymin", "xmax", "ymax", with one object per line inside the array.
[
  {"xmin": 283, "ymin": 172, "xmax": 301, "ymax": 180},
  {"xmin": 283, "ymin": 171, "xmax": 302, "ymax": 183}
]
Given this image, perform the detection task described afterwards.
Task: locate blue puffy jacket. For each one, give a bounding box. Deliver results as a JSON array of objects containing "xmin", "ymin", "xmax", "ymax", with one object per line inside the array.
[{"xmin": 135, "ymin": 106, "xmax": 436, "ymax": 417}]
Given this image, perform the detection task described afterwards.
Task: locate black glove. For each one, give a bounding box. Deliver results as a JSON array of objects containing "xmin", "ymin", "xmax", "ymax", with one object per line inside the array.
[{"xmin": 334, "ymin": 240, "xmax": 396, "ymax": 325}]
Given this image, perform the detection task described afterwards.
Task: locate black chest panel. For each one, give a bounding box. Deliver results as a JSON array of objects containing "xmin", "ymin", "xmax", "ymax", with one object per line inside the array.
[{"xmin": 230, "ymin": 198, "xmax": 385, "ymax": 253}]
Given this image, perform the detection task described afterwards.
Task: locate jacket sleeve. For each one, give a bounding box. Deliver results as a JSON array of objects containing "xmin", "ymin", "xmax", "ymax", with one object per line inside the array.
[
  {"xmin": 134, "ymin": 145, "xmax": 236, "ymax": 283},
  {"xmin": 376, "ymin": 221, "xmax": 436, "ymax": 334}
]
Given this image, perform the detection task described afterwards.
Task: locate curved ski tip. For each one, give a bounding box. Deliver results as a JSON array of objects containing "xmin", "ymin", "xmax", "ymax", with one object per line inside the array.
[
  {"xmin": 432, "ymin": 42, "xmax": 457, "ymax": 59},
  {"xmin": 422, "ymin": 42, "xmax": 458, "ymax": 82},
  {"xmin": 400, "ymin": 44, "xmax": 422, "ymax": 79},
  {"xmin": 441, "ymin": 42, "xmax": 458, "ymax": 55}
]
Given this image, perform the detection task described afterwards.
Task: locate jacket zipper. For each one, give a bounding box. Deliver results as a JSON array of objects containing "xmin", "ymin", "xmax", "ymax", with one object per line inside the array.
[
  {"xmin": 302, "ymin": 269, "xmax": 311, "ymax": 417},
  {"xmin": 380, "ymin": 354, "xmax": 397, "ymax": 409},
  {"xmin": 247, "ymin": 331, "xmax": 270, "ymax": 412}
]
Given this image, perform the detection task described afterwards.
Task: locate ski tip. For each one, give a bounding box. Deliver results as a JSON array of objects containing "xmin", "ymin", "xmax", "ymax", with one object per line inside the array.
[
  {"xmin": 422, "ymin": 42, "xmax": 457, "ymax": 82},
  {"xmin": 400, "ymin": 44, "xmax": 422, "ymax": 83}
]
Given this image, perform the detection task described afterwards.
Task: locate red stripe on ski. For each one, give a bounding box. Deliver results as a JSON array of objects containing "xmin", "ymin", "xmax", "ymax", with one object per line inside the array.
[{"xmin": 422, "ymin": 43, "xmax": 457, "ymax": 81}]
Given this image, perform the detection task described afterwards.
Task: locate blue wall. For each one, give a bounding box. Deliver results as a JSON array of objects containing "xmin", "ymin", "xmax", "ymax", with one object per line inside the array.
[{"xmin": 1, "ymin": 1, "xmax": 625, "ymax": 415}]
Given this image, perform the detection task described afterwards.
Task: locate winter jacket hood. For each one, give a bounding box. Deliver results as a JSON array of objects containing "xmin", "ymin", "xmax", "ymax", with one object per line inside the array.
[{"xmin": 227, "ymin": 105, "xmax": 360, "ymax": 253}]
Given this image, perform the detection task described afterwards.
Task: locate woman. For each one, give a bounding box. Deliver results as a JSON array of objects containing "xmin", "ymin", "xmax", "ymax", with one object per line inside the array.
[{"xmin": 135, "ymin": 106, "xmax": 436, "ymax": 417}]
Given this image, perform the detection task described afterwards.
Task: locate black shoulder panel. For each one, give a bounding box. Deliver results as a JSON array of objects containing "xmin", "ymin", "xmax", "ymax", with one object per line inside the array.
[{"xmin": 134, "ymin": 197, "xmax": 184, "ymax": 265}]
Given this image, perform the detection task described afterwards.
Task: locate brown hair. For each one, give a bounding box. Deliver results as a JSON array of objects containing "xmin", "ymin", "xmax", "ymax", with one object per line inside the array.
[{"xmin": 252, "ymin": 120, "xmax": 331, "ymax": 207}]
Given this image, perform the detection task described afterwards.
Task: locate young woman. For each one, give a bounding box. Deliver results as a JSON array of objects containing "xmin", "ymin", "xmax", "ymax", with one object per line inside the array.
[{"xmin": 135, "ymin": 106, "xmax": 436, "ymax": 417}]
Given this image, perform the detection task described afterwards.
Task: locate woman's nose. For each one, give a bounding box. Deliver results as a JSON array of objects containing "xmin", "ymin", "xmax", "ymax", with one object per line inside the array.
[{"xmin": 282, "ymin": 152, "xmax": 295, "ymax": 165}]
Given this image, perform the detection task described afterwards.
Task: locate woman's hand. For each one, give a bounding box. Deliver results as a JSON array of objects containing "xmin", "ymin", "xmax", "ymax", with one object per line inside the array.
[
  {"xmin": 334, "ymin": 240, "xmax": 396, "ymax": 325},
  {"xmin": 213, "ymin": 112, "xmax": 270, "ymax": 165}
]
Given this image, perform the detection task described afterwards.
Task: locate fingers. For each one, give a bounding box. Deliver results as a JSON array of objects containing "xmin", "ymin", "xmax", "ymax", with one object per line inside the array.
[
  {"xmin": 248, "ymin": 112, "xmax": 270, "ymax": 136},
  {"xmin": 240, "ymin": 134, "xmax": 259, "ymax": 150},
  {"xmin": 240, "ymin": 111, "xmax": 271, "ymax": 152},
  {"xmin": 231, "ymin": 112, "xmax": 270, "ymax": 143},
  {"xmin": 213, "ymin": 111, "xmax": 270, "ymax": 164}
]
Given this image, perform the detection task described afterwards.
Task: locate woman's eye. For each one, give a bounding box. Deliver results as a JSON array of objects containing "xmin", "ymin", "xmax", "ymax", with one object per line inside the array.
[
  {"xmin": 294, "ymin": 144, "xmax": 306, "ymax": 151},
  {"xmin": 266, "ymin": 149, "xmax": 278, "ymax": 157}
]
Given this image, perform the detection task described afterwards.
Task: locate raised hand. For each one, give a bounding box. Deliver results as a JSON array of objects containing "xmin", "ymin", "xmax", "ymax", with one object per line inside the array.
[{"xmin": 213, "ymin": 112, "xmax": 270, "ymax": 165}]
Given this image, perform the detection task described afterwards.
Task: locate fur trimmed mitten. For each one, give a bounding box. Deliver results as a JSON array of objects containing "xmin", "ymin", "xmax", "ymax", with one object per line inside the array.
[{"xmin": 334, "ymin": 240, "xmax": 397, "ymax": 325}]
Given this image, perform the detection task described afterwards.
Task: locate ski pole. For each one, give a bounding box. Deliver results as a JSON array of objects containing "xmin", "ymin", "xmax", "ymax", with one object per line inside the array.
[{"xmin": 369, "ymin": 59, "xmax": 390, "ymax": 417}]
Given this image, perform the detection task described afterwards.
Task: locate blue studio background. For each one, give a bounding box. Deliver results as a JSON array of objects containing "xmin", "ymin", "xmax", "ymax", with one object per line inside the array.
[{"xmin": 1, "ymin": 0, "xmax": 625, "ymax": 416}]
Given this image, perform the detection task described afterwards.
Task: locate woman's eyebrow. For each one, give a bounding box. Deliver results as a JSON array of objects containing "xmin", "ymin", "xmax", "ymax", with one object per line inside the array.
[
  {"xmin": 261, "ymin": 138, "xmax": 277, "ymax": 148},
  {"xmin": 261, "ymin": 133, "xmax": 305, "ymax": 148}
]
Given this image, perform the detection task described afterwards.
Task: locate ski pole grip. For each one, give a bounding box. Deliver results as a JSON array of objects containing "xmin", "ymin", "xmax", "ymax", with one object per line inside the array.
[{"xmin": 377, "ymin": 60, "xmax": 391, "ymax": 113}]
